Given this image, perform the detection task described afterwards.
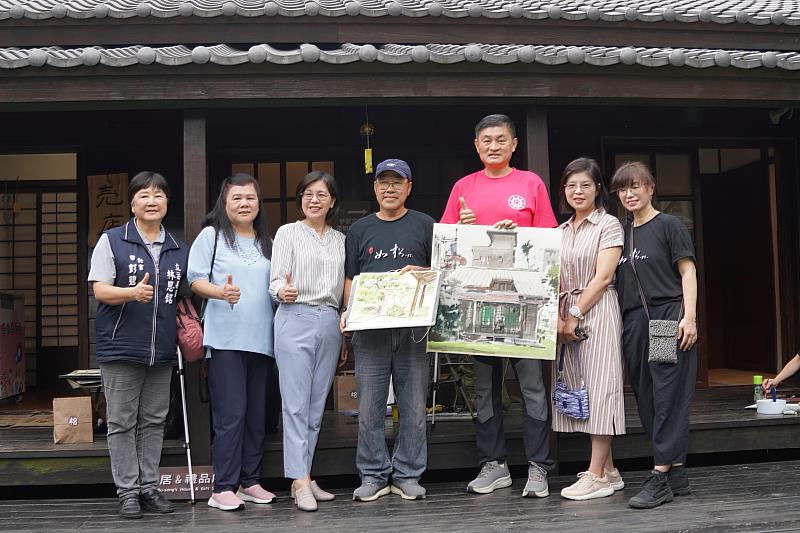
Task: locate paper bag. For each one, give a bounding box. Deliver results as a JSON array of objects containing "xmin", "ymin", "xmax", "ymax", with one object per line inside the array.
[
  {"xmin": 53, "ymin": 397, "xmax": 93, "ymax": 444},
  {"xmin": 333, "ymin": 372, "xmax": 359, "ymax": 412}
]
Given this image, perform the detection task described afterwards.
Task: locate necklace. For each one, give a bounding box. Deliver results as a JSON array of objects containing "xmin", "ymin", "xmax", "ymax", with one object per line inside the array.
[{"xmin": 234, "ymin": 235, "xmax": 262, "ymax": 265}]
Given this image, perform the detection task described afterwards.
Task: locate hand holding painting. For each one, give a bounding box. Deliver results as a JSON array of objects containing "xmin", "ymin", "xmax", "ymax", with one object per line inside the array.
[
  {"xmin": 279, "ymin": 273, "xmax": 298, "ymax": 303},
  {"xmin": 131, "ymin": 272, "xmax": 154, "ymax": 303},
  {"xmin": 221, "ymin": 274, "xmax": 239, "ymax": 309},
  {"xmin": 458, "ymin": 196, "xmax": 476, "ymax": 225}
]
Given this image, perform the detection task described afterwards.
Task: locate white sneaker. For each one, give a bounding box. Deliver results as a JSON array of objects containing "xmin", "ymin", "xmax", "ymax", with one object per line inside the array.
[{"xmin": 560, "ymin": 472, "xmax": 614, "ymax": 501}]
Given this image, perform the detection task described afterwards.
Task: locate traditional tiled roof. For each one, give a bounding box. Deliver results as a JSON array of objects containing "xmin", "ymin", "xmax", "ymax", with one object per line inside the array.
[
  {"xmin": 448, "ymin": 266, "xmax": 549, "ymax": 299},
  {"xmin": 1, "ymin": 43, "xmax": 795, "ymax": 69},
  {"xmin": 1, "ymin": 0, "xmax": 799, "ymax": 25}
]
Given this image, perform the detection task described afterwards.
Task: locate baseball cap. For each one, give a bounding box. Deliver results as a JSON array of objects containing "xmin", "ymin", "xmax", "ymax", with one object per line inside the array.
[{"xmin": 374, "ymin": 159, "xmax": 412, "ymax": 181}]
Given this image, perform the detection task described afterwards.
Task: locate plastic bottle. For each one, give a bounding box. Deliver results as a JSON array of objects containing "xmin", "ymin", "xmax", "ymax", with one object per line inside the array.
[{"xmin": 753, "ymin": 375, "xmax": 763, "ymax": 404}]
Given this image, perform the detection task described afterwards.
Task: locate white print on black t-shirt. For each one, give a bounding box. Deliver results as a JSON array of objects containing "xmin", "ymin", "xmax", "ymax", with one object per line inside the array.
[
  {"xmin": 368, "ymin": 243, "xmax": 413, "ymax": 260},
  {"xmin": 507, "ymin": 194, "xmax": 526, "ymax": 210},
  {"xmin": 618, "ymin": 248, "xmax": 649, "ymax": 265}
]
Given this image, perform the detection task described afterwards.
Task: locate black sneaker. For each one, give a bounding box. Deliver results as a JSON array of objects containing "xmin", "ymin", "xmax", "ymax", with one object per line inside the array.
[
  {"xmin": 628, "ymin": 470, "xmax": 673, "ymax": 509},
  {"xmin": 140, "ymin": 490, "xmax": 175, "ymax": 513},
  {"xmin": 668, "ymin": 466, "xmax": 690, "ymax": 496},
  {"xmin": 119, "ymin": 496, "xmax": 143, "ymax": 519}
]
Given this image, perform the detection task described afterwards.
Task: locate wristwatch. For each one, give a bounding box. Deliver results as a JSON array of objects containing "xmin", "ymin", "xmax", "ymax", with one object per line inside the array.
[{"xmin": 568, "ymin": 305, "xmax": 584, "ymax": 320}]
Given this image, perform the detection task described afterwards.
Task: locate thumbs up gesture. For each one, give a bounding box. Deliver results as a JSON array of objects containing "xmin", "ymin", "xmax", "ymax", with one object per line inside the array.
[
  {"xmin": 279, "ymin": 273, "xmax": 299, "ymax": 303},
  {"xmin": 458, "ymin": 196, "xmax": 476, "ymax": 225},
  {"xmin": 221, "ymin": 274, "xmax": 241, "ymax": 305},
  {"xmin": 131, "ymin": 272, "xmax": 154, "ymax": 303}
]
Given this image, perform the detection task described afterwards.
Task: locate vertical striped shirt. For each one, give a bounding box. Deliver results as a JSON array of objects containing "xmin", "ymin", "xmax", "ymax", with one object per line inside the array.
[{"xmin": 269, "ymin": 221, "xmax": 346, "ymax": 309}]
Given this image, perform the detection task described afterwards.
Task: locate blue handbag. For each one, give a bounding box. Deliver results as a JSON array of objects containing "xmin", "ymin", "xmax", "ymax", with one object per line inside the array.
[{"xmin": 553, "ymin": 342, "xmax": 590, "ymax": 420}]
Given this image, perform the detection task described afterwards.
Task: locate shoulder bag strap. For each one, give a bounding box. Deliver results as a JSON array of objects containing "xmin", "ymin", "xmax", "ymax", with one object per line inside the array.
[
  {"xmin": 200, "ymin": 229, "xmax": 219, "ymax": 321},
  {"xmin": 628, "ymin": 224, "xmax": 651, "ymax": 321}
]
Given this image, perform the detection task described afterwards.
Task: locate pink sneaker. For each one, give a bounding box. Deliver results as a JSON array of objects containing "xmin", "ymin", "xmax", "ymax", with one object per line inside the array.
[
  {"xmin": 237, "ymin": 484, "xmax": 276, "ymax": 504},
  {"xmin": 207, "ymin": 491, "xmax": 244, "ymax": 511}
]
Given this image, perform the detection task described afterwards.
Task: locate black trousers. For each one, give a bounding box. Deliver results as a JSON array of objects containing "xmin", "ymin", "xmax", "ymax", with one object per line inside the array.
[
  {"xmin": 622, "ymin": 304, "xmax": 697, "ymax": 466},
  {"xmin": 472, "ymin": 355, "xmax": 554, "ymax": 471}
]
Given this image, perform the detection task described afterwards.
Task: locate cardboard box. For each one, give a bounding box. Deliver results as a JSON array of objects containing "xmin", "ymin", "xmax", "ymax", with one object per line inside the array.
[
  {"xmin": 333, "ymin": 372, "xmax": 359, "ymax": 413},
  {"xmin": 53, "ymin": 396, "xmax": 93, "ymax": 444}
]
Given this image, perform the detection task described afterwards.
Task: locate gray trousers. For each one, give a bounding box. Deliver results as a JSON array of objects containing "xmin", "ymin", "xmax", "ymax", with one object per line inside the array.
[
  {"xmin": 274, "ymin": 303, "xmax": 341, "ymax": 479},
  {"xmin": 473, "ymin": 356, "xmax": 553, "ymax": 471},
  {"xmin": 99, "ymin": 360, "xmax": 174, "ymax": 500}
]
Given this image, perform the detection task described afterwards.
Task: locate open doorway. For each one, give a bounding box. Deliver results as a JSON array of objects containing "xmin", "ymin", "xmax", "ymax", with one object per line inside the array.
[{"xmin": 700, "ymin": 148, "xmax": 779, "ymax": 386}]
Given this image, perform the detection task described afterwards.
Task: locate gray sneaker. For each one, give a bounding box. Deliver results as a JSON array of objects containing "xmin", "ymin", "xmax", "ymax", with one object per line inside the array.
[
  {"xmin": 467, "ymin": 460, "xmax": 513, "ymax": 494},
  {"xmin": 390, "ymin": 479, "xmax": 427, "ymax": 500},
  {"xmin": 353, "ymin": 481, "xmax": 390, "ymax": 502},
  {"xmin": 522, "ymin": 462, "xmax": 549, "ymax": 498}
]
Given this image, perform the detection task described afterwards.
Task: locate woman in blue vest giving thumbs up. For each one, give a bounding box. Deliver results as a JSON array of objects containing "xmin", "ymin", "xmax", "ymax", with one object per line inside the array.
[{"xmin": 89, "ymin": 171, "xmax": 189, "ymax": 519}]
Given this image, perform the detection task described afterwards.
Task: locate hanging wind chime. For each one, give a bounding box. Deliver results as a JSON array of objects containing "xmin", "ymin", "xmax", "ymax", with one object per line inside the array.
[{"xmin": 360, "ymin": 107, "xmax": 375, "ymax": 175}]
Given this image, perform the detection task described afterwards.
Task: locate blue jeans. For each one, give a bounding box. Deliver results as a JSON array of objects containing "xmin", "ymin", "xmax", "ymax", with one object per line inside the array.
[{"xmin": 353, "ymin": 327, "xmax": 429, "ymax": 484}]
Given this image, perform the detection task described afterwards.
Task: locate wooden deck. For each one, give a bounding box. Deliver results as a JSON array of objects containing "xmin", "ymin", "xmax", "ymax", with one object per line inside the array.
[
  {"xmin": 1, "ymin": 386, "xmax": 799, "ymax": 486},
  {"xmin": 1, "ymin": 460, "xmax": 799, "ymax": 532}
]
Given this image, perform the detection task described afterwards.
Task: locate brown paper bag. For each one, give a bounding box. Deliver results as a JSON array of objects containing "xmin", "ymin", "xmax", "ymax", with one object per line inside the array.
[
  {"xmin": 333, "ymin": 372, "xmax": 359, "ymax": 412},
  {"xmin": 53, "ymin": 397, "xmax": 93, "ymax": 444}
]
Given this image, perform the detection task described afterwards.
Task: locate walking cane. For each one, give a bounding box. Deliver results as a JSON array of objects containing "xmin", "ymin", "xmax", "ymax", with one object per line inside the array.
[
  {"xmin": 431, "ymin": 352, "xmax": 440, "ymax": 431},
  {"xmin": 176, "ymin": 348, "xmax": 196, "ymax": 503}
]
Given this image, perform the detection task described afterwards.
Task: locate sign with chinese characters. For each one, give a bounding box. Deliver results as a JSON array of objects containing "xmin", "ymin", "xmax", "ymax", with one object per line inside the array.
[
  {"xmin": 0, "ymin": 292, "xmax": 25, "ymax": 401},
  {"xmin": 88, "ymin": 173, "xmax": 128, "ymax": 246},
  {"xmin": 157, "ymin": 465, "xmax": 214, "ymax": 501}
]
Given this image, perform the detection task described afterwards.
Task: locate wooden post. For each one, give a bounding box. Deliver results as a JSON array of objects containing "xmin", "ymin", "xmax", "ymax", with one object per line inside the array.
[
  {"xmin": 182, "ymin": 109, "xmax": 211, "ymax": 464},
  {"xmin": 524, "ymin": 108, "xmax": 552, "ymax": 195},
  {"xmin": 524, "ymin": 107, "xmax": 558, "ymax": 473},
  {"xmin": 183, "ymin": 109, "xmax": 207, "ymax": 242}
]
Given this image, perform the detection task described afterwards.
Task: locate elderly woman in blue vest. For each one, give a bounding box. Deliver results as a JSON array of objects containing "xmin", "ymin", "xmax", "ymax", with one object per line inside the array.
[
  {"xmin": 188, "ymin": 173, "xmax": 275, "ymax": 512},
  {"xmin": 269, "ymin": 171, "xmax": 346, "ymax": 512},
  {"xmin": 89, "ymin": 171, "xmax": 188, "ymax": 519}
]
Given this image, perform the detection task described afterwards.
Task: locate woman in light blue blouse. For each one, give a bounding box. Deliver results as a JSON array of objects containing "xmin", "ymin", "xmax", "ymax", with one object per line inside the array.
[
  {"xmin": 269, "ymin": 171, "xmax": 346, "ymax": 512},
  {"xmin": 187, "ymin": 173, "xmax": 275, "ymax": 512}
]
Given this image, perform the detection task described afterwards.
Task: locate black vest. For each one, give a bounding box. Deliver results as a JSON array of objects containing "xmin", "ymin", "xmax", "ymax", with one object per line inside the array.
[{"xmin": 95, "ymin": 219, "xmax": 189, "ymax": 366}]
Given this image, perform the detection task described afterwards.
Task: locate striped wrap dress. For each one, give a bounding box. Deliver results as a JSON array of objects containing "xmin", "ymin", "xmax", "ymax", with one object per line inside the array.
[{"xmin": 552, "ymin": 208, "xmax": 626, "ymax": 435}]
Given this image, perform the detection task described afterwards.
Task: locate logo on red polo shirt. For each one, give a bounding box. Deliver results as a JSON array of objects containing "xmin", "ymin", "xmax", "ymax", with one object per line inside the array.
[{"xmin": 507, "ymin": 195, "xmax": 526, "ymax": 210}]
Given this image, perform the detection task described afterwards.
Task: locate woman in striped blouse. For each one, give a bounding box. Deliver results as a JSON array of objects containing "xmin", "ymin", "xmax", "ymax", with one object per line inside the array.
[
  {"xmin": 269, "ymin": 170, "xmax": 346, "ymax": 512},
  {"xmin": 553, "ymin": 157, "xmax": 626, "ymax": 501}
]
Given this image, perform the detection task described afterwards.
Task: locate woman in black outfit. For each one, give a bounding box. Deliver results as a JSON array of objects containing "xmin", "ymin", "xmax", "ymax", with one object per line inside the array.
[{"xmin": 612, "ymin": 161, "xmax": 698, "ymax": 510}]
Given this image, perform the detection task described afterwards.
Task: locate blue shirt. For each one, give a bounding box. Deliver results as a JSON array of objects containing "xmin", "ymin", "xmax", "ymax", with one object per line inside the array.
[{"xmin": 187, "ymin": 226, "xmax": 274, "ymax": 357}]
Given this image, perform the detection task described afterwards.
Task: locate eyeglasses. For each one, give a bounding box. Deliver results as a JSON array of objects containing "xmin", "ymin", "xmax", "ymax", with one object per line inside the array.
[
  {"xmin": 302, "ymin": 192, "xmax": 330, "ymax": 201},
  {"xmin": 564, "ymin": 182, "xmax": 596, "ymax": 192},
  {"xmin": 376, "ymin": 180, "xmax": 407, "ymax": 192},
  {"xmin": 616, "ymin": 184, "xmax": 643, "ymax": 195}
]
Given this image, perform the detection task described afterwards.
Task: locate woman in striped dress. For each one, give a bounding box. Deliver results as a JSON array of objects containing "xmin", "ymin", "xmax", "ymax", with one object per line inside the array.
[
  {"xmin": 269, "ymin": 171, "xmax": 346, "ymax": 512},
  {"xmin": 552, "ymin": 157, "xmax": 626, "ymax": 501}
]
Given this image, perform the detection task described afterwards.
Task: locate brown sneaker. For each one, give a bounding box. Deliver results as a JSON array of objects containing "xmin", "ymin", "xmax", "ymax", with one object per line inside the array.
[
  {"xmin": 604, "ymin": 468, "xmax": 625, "ymax": 491},
  {"xmin": 560, "ymin": 471, "xmax": 615, "ymax": 501}
]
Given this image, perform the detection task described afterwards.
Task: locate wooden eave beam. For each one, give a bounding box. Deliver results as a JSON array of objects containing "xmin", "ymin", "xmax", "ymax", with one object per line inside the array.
[
  {"xmin": 1, "ymin": 18, "xmax": 799, "ymax": 51},
  {"xmin": 0, "ymin": 63, "xmax": 797, "ymax": 106}
]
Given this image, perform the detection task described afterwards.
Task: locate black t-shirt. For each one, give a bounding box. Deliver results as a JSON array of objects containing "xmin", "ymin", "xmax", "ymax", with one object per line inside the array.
[
  {"xmin": 345, "ymin": 209, "xmax": 435, "ymax": 278},
  {"xmin": 616, "ymin": 213, "xmax": 695, "ymax": 314}
]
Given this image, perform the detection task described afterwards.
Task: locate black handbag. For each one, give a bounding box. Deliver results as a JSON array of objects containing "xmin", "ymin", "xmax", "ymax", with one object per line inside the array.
[{"xmin": 553, "ymin": 342, "xmax": 590, "ymax": 420}]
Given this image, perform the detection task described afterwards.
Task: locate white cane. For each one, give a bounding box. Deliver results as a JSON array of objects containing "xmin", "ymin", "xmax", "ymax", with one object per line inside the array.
[{"xmin": 176, "ymin": 348, "xmax": 195, "ymax": 503}]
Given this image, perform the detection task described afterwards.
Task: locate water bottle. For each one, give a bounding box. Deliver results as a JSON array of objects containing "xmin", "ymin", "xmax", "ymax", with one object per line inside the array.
[{"xmin": 753, "ymin": 375, "xmax": 763, "ymax": 404}]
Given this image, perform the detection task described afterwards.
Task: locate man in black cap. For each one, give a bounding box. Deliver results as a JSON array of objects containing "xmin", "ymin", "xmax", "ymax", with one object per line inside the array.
[{"xmin": 342, "ymin": 159, "xmax": 435, "ymax": 502}]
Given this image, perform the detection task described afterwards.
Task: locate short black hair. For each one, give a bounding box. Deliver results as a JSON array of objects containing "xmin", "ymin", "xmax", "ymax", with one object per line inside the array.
[
  {"xmin": 295, "ymin": 171, "xmax": 340, "ymax": 222},
  {"xmin": 129, "ymin": 171, "xmax": 170, "ymax": 203},
  {"xmin": 475, "ymin": 114, "xmax": 516, "ymax": 139},
  {"xmin": 558, "ymin": 157, "xmax": 610, "ymax": 215}
]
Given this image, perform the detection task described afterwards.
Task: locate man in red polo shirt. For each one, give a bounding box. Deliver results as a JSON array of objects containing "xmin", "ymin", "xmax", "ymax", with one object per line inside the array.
[{"xmin": 440, "ymin": 113, "xmax": 557, "ymax": 499}]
